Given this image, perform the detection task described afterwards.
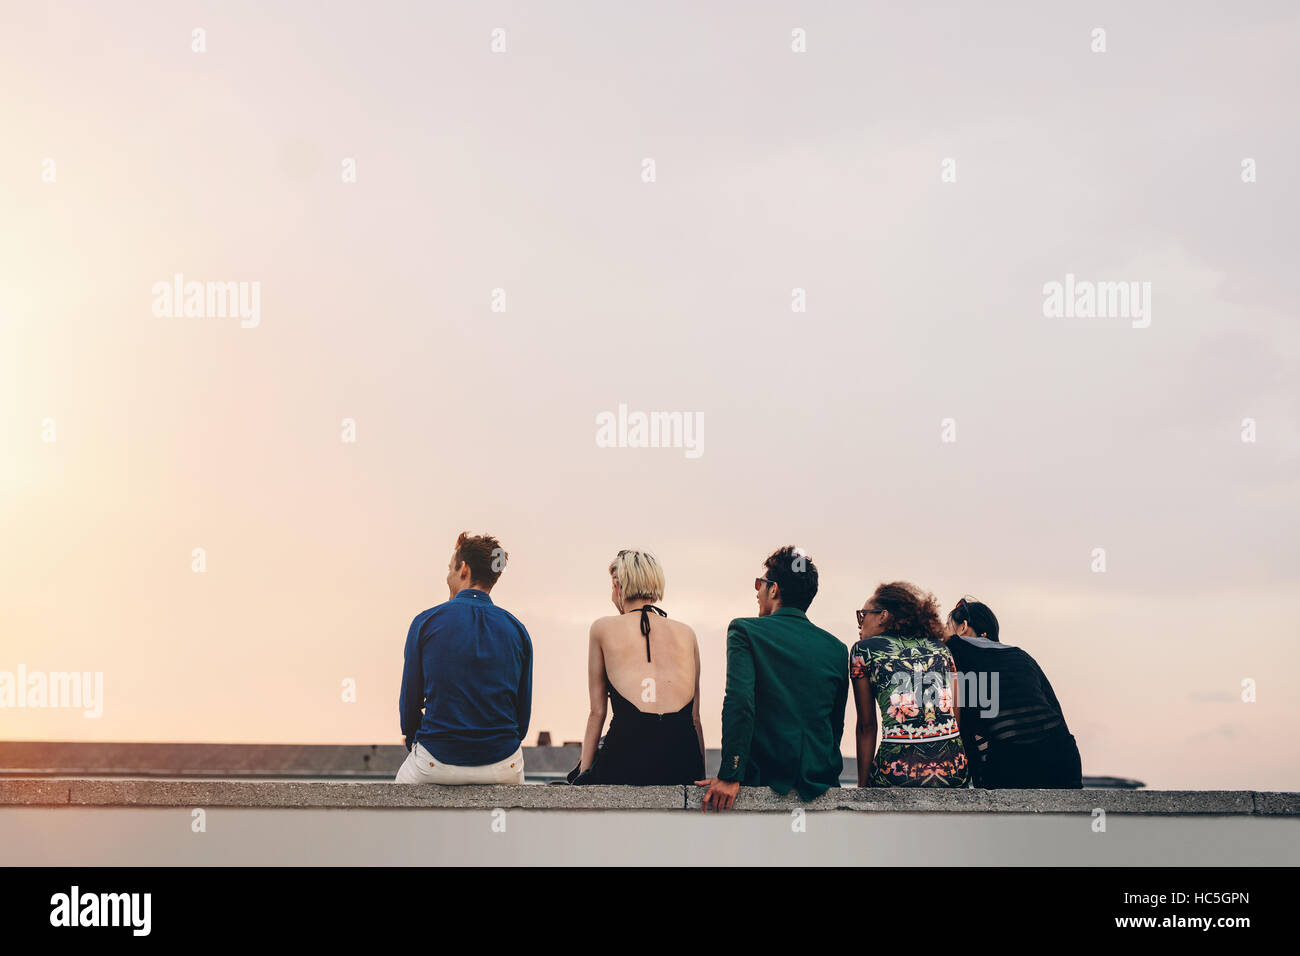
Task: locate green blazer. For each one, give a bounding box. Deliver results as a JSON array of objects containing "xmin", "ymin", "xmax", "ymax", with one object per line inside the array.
[{"xmin": 717, "ymin": 606, "xmax": 849, "ymax": 801}]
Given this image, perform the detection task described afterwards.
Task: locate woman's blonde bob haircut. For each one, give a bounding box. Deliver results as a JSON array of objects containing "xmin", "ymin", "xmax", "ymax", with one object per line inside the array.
[{"xmin": 609, "ymin": 549, "xmax": 665, "ymax": 603}]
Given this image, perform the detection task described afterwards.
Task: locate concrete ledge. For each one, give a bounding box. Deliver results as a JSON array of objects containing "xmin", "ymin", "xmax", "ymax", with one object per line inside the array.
[
  {"xmin": 0, "ymin": 779, "xmax": 73, "ymax": 805},
  {"xmin": 0, "ymin": 780, "xmax": 684, "ymax": 810},
  {"xmin": 1253, "ymin": 791, "xmax": 1300, "ymax": 816},
  {"xmin": 682, "ymin": 787, "xmax": 1260, "ymax": 814},
  {"xmin": 1, "ymin": 779, "xmax": 1296, "ymax": 815}
]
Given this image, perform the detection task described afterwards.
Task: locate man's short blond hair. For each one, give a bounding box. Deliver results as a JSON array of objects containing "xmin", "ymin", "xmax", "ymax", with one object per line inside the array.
[{"xmin": 609, "ymin": 549, "xmax": 665, "ymax": 603}]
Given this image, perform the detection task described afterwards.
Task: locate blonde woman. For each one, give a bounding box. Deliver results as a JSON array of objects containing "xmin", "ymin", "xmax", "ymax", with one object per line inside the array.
[{"xmin": 571, "ymin": 549, "xmax": 706, "ymax": 785}]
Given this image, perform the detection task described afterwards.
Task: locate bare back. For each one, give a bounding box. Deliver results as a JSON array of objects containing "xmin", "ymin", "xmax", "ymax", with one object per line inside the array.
[{"xmin": 591, "ymin": 610, "xmax": 699, "ymax": 713}]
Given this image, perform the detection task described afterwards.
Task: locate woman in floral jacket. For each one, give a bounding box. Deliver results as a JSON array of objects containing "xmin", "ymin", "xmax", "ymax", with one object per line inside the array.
[{"xmin": 851, "ymin": 582, "xmax": 969, "ymax": 787}]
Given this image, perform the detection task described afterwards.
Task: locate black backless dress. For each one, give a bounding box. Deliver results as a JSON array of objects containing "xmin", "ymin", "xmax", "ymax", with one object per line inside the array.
[{"xmin": 571, "ymin": 606, "xmax": 705, "ymax": 786}]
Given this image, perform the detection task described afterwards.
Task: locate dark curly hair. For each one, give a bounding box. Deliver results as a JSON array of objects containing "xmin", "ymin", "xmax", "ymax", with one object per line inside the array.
[
  {"xmin": 868, "ymin": 581, "xmax": 945, "ymax": 642},
  {"xmin": 763, "ymin": 545, "xmax": 819, "ymax": 612}
]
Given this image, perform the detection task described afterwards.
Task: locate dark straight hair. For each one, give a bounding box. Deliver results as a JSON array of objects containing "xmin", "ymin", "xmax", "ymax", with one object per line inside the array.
[
  {"xmin": 454, "ymin": 531, "xmax": 507, "ymax": 589},
  {"xmin": 950, "ymin": 598, "xmax": 999, "ymax": 641}
]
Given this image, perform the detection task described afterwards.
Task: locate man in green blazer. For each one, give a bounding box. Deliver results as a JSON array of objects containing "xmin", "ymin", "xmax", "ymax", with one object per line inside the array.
[{"xmin": 697, "ymin": 546, "xmax": 849, "ymax": 810}]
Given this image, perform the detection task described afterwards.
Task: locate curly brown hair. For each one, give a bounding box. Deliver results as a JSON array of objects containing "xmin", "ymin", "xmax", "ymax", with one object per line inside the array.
[{"xmin": 869, "ymin": 581, "xmax": 945, "ymax": 642}]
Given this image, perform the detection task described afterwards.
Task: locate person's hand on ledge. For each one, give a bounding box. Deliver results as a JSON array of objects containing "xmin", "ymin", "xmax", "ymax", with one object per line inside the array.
[{"xmin": 695, "ymin": 777, "xmax": 741, "ymax": 812}]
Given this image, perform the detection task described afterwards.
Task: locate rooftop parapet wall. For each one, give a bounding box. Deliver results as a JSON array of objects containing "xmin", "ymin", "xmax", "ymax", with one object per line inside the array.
[{"xmin": 1, "ymin": 779, "xmax": 1296, "ymax": 815}]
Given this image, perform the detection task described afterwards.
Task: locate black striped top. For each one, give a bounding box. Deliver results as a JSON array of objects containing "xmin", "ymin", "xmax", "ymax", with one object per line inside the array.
[{"xmin": 947, "ymin": 635, "xmax": 1080, "ymax": 788}]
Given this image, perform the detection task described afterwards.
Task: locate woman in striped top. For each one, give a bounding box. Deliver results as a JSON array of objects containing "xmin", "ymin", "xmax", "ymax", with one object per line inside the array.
[{"xmin": 942, "ymin": 597, "xmax": 1082, "ymax": 789}]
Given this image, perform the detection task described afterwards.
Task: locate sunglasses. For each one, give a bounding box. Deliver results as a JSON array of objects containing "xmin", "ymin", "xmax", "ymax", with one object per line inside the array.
[
  {"xmin": 856, "ymin": 608, "xmax": 884, "ymax": 626},
  {"xmin": 755, "ymin": 577, "xmax": 775, "ymax": 591},
  {"xmin": 950, "ymin": 595, "xmax": 978, "ymax": 618}
]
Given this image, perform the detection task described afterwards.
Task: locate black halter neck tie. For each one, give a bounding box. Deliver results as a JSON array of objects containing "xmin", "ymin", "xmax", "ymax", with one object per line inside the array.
[{"xmin": 629, "ymin": 605, "xmax": 667, "ymax": 661}]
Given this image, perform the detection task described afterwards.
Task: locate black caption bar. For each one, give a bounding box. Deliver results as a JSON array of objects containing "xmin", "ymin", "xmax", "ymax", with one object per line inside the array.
[{"xmin": 0, "ymin": 866, "xmax": 1274, "ymax": 943}]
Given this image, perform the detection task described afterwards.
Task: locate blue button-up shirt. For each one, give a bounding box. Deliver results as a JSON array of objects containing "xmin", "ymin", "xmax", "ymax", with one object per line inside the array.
[{"xmin": 399, "ymin": 588, "xmax": 533, "ymax": 766}]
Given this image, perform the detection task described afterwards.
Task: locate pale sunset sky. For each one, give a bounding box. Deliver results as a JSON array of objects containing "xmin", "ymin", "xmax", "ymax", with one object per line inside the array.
[{"xmin": 2, "ymin": 2, "xmax": 1297, "ymax": 790}]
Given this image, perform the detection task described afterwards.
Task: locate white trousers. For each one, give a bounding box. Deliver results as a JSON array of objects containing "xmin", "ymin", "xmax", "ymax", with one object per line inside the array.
[{"xmin": 395, "ymin": 742, "xmax": 525, "ymax": 784}]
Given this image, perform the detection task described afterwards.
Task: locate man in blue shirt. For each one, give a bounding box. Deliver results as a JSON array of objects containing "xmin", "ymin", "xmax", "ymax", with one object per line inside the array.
[{"xmin": 396, "ymin": 532, "xmax": 533, "ymax": 784}]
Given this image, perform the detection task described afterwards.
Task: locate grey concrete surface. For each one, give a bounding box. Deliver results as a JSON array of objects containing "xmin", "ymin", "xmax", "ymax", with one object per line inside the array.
[
  {"xmin": 0, "ymin": 778, "xmax": 1294, "ymax": 814},
  {"xmin": 0, "ymin": 779, "xmax": 683, "ymax": 809},
  {"xmin": 1253, "ymin": 791, "xmax": 1300, "ymax": 815},
  {"xmin": 683, "ymin": 786, "xmax": 1262, "ymax": 814}
]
